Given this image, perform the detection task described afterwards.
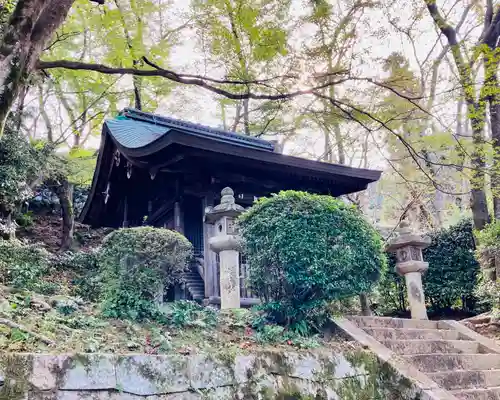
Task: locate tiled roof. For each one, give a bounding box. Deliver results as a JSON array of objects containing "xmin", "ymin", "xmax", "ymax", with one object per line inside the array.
[
  {"xmin": 105, "ymin": 118, "xmax": 169, "ymax": 149},
  {"xmin": 104, "ymin": 108, "xmax": 275, "ymax": 151}
]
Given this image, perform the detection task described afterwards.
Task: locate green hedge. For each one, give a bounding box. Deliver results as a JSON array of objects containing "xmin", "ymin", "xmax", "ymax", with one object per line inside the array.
[{"xmin": 239, "ymin": 191, "xmax": 386, "ymax": 331}]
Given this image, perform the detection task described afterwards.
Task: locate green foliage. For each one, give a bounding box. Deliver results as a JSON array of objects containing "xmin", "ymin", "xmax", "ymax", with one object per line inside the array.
[
  {"xmin": 0, "ymin": 0, "xmax": 16, "ymax": 37},
  {"xmin": 375, "ymin": 253, "xmax": 407, "ymax": 315},
  {"xmin": 57, "ymin": 249, "xmax": 101, "ymax": 302},
  {"xmin": 251, "ymin": 322, "xmax": 320, "ymax": 349},
  {"xmin": 35, "ymin": 281, "xmax": 60, "ymax": 296},
  {"xmin": 0, "ymin": 240, "xmax": 50, "ymax": 291},
  {"xmin": 239, "ymin": 191, "xmax": 386, "ymax": 330},
  {"xmin": 99, "ymin": 227, "xmax": 192, "ymax": 321},
  {"xmin": 378, "ymin": 220, "xmax": 480, "ymax": 315},
  {"xmin": 475, "ymin": 220, "xmax": 500, "ymax": 311},
  {"xmin": 476, "ymin": 220, "xmax": 500, "ymax": 273},
  {"xmin": 14, "ymin": 211, "xmax": 33, "ymax": 229},
  {"xmin": 0, "ymin": 128, "xmax": 46, "ymax": 216},
  {"xmin": 161, "ymin": 300, "xmax": 217, "ymax": 328},
  {"xmin": 423, "ymin": 219, "xmax": 480, "ymax": 311}
]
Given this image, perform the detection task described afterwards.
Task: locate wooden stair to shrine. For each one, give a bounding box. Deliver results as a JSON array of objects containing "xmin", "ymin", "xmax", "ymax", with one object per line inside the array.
[{"xmin": 335, "ymin": 316, "xmax": 500, "ymax": 399}]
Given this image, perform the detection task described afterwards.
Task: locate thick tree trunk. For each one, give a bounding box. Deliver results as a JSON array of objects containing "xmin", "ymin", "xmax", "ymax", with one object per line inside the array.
[
  {"xmin": 470, "ymin": 186, "xmax": 489, "ymax": 230},
  {"xmin": 0, "ymin": 0, "xmax": 75, "ymax": 135}
]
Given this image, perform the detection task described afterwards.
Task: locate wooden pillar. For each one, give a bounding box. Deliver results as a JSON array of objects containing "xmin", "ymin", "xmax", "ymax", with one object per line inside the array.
[
  {"xmin": 174, "ymin": 176, "xmax": 184, "ymax": 234},
  {"xmin": 174, "ymin": 201, "xmax": 183, "ymax": 233},
  {"xmin": 122, "ymin": 196, "xmax": 129, "ymax": 228},
  {"xmin": 147, "ymin": 200, "xmax": 153, "ymax": 218}
]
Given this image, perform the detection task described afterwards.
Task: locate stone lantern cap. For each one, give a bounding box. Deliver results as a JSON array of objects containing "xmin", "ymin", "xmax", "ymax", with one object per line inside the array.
[
  {"xmin": 205, "ymin": 187, "xmax": 245, "ymax": 224},
  {"xmin": 386, "ymin": 220, "xmax": 431, "ymax": 252}
]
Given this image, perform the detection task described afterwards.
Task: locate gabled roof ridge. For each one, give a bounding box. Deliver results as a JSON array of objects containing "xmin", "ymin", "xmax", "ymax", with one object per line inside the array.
[{"xmin": 121, "ymin": 108, "xmax": 274, "ymax": 151}]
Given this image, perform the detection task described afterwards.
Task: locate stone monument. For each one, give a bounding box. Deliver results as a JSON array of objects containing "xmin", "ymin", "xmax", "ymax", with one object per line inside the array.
[
  {"xmin": 387, "ymin": 220, "xmax": 431, "ymax": 320},
  {"xmin": 205, "ymin": 187, "xmax": 245, "ymax": 309}
]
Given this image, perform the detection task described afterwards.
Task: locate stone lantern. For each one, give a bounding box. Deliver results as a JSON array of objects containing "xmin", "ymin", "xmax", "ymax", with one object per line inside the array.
[
  {"xmin": 387, "ymin": 220, "xmax": 431, "ymax": 320},
  {"xmin": 205, "ymin": 187, "xmax": 245, "ymax": 309}
]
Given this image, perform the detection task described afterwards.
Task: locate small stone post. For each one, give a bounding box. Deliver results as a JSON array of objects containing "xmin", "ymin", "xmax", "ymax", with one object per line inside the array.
[
  {"xmin": 387, "ymin": 220, "xmax": 431, "ymax": 320},
  {"xmin": 205, "ymin": 187, "xmax": 245, "ymax": 309}
]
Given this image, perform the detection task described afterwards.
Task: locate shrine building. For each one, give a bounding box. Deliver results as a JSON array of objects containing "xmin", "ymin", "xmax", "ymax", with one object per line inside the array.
[{"xmin": 80, "ymin": 108, "xmax": 382, "ymax": 305}]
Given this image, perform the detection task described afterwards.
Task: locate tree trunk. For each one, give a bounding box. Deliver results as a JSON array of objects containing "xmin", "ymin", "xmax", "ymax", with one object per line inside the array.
[
  {"xmin": 57, "ymin": 179, "xmax": 74, "ymax": 250},
  {"xmin": 333, "ymin": 122, "xmax": 345, "ymax": 165},
  {"xmin": 49, "ymin": 177, "xmax": 74, "ymax": 250},
  {"xmin": 359, "ymin": 293, "xmax": 371, "ymax": 316},
  {"xmin": 243, "ymin": 98, "xmax": 250, "ymax": 135},
  {"xmin": 323, "ymin": 130, "xmax": 332, "ymax": 162},
  {"xmin": 0, "ymin": 0, "xmax": 75, "ymax": 135},
  {"xmin": 470, "ymin": 123, "xmax": 490, "ymax": 229},
  {"xmin": 489, "ymin": 81, "xmax": 500, "ymax": 219}
]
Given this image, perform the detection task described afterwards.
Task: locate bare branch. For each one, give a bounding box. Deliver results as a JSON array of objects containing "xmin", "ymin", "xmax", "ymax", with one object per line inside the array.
[{"xmin": 37, "ymin": 59, "xmax": 350, "ymax": 100}]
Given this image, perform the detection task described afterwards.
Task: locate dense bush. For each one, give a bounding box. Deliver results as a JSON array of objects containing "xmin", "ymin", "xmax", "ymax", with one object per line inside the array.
[
  {"xmin": 0, "ymin": 127, "xmax": 47, "ymax": 235},
  {"xmin": 0, "ymin": 239, "xmax": 51, "ymax": 290},
  {"xmin": 375, "ymin": 253, "xmax": 408, "ymax": 316},
  {"xmin": 57, "ymin": 249, "xmax": 101, "ymax": 302},
  {"xmin": 378, "ymin": 219, "xmax": 480, "ymax": 315},
  {"xmin": 424, "ymin": 219, "xmax": 479, "ymax": 311},
  {"xmin": 475, "ymin": 220, "xmax": 500, "ymax": 311},
  {"xmin": 99, "ymin": 227, "xmax": 192, "ymax": 321},
  {"xmin": 476, "ymin": 220, "xmax": 500, "ymax": 279},
  {"xmin": 239, "ymin": 191, "xmax": 386, "ymax": 331}
]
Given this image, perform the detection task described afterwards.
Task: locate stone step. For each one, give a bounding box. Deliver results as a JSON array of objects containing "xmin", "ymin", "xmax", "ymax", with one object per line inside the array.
[
  {"xmin": 364, "ymin": 327, "xmax": 460, "ymax": 341},
  {"xmin": 380, "ymin": 340, "xmax": 479, "ymax": 355},
  {"xmin": 452, "ymin": 386, "xmax": 500, "ymax": 399},
  {"xmin": 185, "ymin": 282, "xmax": 204, "ymax": 287},
  {"xmin": 351, "ymin": 316, "xmax": 440, "ymax": 330},
  {"xmin": 184, "ymin": 276, "xmax": 203, "ymax": 281},
  {"xmin": 429, "ymin": 370, "xmax": 500, "ymax": 391},
  {"xmin": 404, "ymin": 354, "xmax": 500, "ymax": 373}
]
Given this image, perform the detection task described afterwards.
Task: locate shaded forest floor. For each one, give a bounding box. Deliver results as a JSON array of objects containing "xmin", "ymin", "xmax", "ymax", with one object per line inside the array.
[{"xmin": 17, "ymin": 213, "xmax": 111, "ymax": 253}]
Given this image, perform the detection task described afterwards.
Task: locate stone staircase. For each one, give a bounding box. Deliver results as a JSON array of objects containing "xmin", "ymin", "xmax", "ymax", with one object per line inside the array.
[
  {"xmin": 337, "ymin": 316, "xmax": 500, "ymax": 400},
  {"xmin": 182, "ymin": 261, "xmax": 205, "ymax": 302}
]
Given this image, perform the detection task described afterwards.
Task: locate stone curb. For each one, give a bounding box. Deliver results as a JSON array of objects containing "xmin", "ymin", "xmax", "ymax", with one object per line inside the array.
[
  {"xmin": 441, "ymin": 320, "xmax": 500, "ymax": 354},
  {"xmin": 0, "ymin": 350, "xmax": 365, "ymax": 397}
]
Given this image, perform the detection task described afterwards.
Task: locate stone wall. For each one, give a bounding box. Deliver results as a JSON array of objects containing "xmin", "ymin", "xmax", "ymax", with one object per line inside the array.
[{"xmin": 0, "ymin": 349, "xmax": 421, "ymax": 399}]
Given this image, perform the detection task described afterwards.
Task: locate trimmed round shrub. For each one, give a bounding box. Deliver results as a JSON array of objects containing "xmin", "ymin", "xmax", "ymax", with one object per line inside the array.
[
  {"xmin": 239, "ymin": 191, "xmax": 386, "ymax": 329},
  {"xmin": 99, "ymin": 227, "xmax": 192, "ymax": 320}
]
